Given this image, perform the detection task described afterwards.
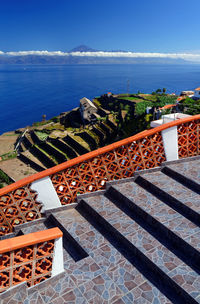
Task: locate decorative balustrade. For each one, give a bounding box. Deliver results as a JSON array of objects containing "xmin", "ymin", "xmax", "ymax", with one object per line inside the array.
[
  {"xmin": 51, "ymin": 131, "xmax": 165, "ymax": 204},
  {"xmin": 0, "ymin": 114, "xmax": 199, "ymax": 231},
  {"xmin": 178, "ymin": 119, "xmax": 200, "ymax": 158},
  {"xmin": 0, "ymin": 186, "xmax": 42, "ymax": 236},
  {"xmin": 0, "ymin": 227, "xmax": 63, "ymax": 293}
]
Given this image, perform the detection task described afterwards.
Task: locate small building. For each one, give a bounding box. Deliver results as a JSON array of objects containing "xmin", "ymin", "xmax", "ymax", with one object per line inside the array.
[
  {"xmin": 80, "ymin": 97, "xmax": 98, "ymax": 124},
  {"xmin": 107, "ymin": 92, "xmax": 112, "ymax": 97},
  {"xmin": 180, "ymin": 90, "xmax": 194, "ymax": 97},
  {"xmin": 150, "ymin": 113, "xmax": 191, "ymax": 128},
  {"xmin": 194, "ymin": 87, "xmax": 200, "ymax": 99}
]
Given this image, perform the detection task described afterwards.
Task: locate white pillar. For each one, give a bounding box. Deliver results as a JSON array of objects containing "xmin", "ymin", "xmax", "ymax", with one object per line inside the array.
[
  {"xmin": 31, "ymin": 176, "xmax": 61, "ymax": 211},
  {"xmin": 52, "ymin": 236, "xmax": 64, "ymax": 276},
  {"xmin": 161, "ymin": 126, "xmax": 178, "ymax": 161}
]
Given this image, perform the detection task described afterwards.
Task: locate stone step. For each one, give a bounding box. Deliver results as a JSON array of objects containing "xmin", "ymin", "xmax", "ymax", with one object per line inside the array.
[
  {"xmin": 161, "ymin": 165, "xmax": 200, "ymax": 195},
  {"xmin": 44, "ymin": 213, "xmax": 88, "ymax": 262},
  {"xmin": 165, "ymin": 157, "xmax": 200, "ymax": 187},
  {"xmin": 138, "ymin": 171, "xmax": 200, "ymax": 224},
  {"xmin": 77, "ymin": 198, "xmax": 198, "ymax": 303},
  {"xmin": 53, "ymin": 207, "xmax": 172, "ymax": 303},
  {"xmin": 112, "ymin": 179, "xmax": 200, "ymax": 271}
]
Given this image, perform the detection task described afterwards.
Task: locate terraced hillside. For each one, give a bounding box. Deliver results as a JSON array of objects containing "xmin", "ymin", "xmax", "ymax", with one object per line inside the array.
[{"xmin": 18, "ymin": 119, "xmax": 116, "ymax": 170}]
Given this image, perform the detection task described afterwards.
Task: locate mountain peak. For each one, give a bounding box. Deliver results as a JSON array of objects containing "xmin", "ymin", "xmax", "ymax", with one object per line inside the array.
[{"xmin": 69, "ymin": 45, "xmax": 98, "ymax": 52}]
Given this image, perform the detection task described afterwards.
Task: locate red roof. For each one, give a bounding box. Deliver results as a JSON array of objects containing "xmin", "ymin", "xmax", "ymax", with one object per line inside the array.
[{"xmin": 160, "ymin": 104, "xmax": 176, "ymax": 110}]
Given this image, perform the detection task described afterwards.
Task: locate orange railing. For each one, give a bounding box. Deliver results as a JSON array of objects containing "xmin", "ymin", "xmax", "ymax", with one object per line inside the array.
[
  {"xmin": 0, "ymin": 227, "xmax": 62, "ymax": 292},
  {"xmin": 0, "ymin": 115, "xmax": 200, "ymax": 234}
]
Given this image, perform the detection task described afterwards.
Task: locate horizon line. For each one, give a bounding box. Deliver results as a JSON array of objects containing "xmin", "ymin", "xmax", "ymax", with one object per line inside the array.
[{"xmin": 0, "ymin": 50, "xmax": 200, "ymax": 61}]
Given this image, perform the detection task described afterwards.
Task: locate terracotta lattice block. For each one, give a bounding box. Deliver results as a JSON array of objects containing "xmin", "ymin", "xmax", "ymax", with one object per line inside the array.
[
  {"xmin": 51, "ymin": 131, "xmax": 165, "ymax": 205},
  {"xmin": 0, "ymin": 186, "xmax": 43, "ymax": 236},
  {"xmin": 178, "ymin": 119, "xmax": 200, "ymax": 158},
  {"xmin": 0, "ymin": 240, "xmax": 54, "ymax": 293}
]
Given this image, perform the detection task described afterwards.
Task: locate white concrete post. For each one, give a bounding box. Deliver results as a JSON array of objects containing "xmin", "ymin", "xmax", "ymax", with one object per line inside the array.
[
  {"xmin": 52, "ymin": 236, "xmax": 64, "ymax": 276},
  {"xmin": 31, "ymin": 176, "xmax": 61, "ymax": 211},
  {"xmin": 161, "ymin": 126, "xmax": 179, "ymax": 161}
]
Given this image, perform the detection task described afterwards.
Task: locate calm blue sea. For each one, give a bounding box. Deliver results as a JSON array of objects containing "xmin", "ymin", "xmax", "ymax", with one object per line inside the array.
[{"xmin": 0, "ymin": 63, "xmax": 200, "ymax": 135}]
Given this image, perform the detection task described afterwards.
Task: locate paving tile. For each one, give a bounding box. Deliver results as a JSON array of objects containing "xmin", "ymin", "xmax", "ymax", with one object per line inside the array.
[
  {"xmin": 78, "ymin": 272, "xmax": 123, "ymax": 304},
  {"xmin": 65, "ymin": 256, "xmax": 103, "ymax": 286},
  {"xmin": 143, "ymin": 170, "xmax": 200, "ymax": 214},
  {"xmin": 167, "ymin": 159, "xmax": 200, "ymax": 184},
  {"xmin": 85, "ymin": 194, "xmax": 200, "ymax": 301},
  {"xmin": 114, "ymin": 181, "xmax": 200, "ymax": 254}
]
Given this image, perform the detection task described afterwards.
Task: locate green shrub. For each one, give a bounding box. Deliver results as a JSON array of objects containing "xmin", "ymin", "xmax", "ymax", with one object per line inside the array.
[{"xmin": 0, "ymin": 169, "xmax": 12, "ymax": 185}]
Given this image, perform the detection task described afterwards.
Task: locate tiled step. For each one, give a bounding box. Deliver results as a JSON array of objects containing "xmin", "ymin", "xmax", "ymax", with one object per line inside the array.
[
  {"xmin": 53, "ymin": 208, "xmax": 172, "ymax": 303},
  {"xmin": 77, "ymin": 197, "xmax": 199, "ymax": 303},
  {"xmin": 112, "ymin": 180, "xmax": 200, "ymax": 269},
  {"xmin": 105, "ymin": 186, "xmax": 200, "ymax": 274},
  {"xmin": 161, "ymin": 166, "xmax": 200, "ymax": 195},
  {"xmin": 135, "ymin": 174, "xmax": 200, "ymax": 227},
  {"xmin": 167, "ymin": 158, "xmax": 200, "ymax": 185},
  {"xmin": 19, "ymin": 220, "xmax": 47, "ymax": 235},
  {"xmin": 44, "ymin": 213, "xmax": 88, "ymax": 262}
]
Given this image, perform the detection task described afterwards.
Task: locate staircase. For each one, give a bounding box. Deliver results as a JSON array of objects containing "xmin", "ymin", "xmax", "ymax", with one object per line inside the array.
[{"xmin": 4, "ymin": 157, "xmax": 199, "ymax": 303}]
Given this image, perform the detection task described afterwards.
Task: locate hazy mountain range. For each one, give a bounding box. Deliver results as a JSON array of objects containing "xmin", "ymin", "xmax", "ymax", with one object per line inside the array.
[{"xmin": 0, "ymin": 45, "xmax": 198, "ymax": 64}]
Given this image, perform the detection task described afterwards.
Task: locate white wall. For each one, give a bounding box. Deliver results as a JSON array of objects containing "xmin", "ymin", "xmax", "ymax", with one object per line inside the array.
[
  {"xmin": 31, "ymin": 176, "xmax": 61, "ymax": 211},
  {"xmin": 52, "ymin": 236, "xmax": 64, "ymax": 276},
  {"xmin": 161, "ymin": 126, "xmax": 178, "ymax": 161}
]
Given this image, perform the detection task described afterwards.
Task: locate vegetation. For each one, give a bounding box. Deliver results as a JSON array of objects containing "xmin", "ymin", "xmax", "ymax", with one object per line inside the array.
[
  {"xmin": 0, "ymin": 169, "xmax": 12, "ymax": 188},
  {"xmin": 35, "ymin": 131, "xmax": 49, "ymax": 141},
  {"xmin": 181, "ymin": 98, "xmax": 200, "ymax": 115},
  {"xmin": 1, "ymin": 151, "xmax": 17, "ymax": 161}
]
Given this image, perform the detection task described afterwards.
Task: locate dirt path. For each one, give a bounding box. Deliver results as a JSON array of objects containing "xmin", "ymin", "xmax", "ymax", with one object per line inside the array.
[
  {"xmin": 0, "ymin": 132, "xmax": 18, "ymax": 155},
  {"xmin": 0, "ymin": 158, "xmax": 37, "ymax": 181}
]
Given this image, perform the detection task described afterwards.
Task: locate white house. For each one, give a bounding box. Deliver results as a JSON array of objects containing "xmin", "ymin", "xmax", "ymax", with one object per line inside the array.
[{"xmin": 194, "ymin": 87, "xmax": 200, "ymax": 99}]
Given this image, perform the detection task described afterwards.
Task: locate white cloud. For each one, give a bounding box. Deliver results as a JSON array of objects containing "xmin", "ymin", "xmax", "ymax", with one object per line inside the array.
[
  {"xmin": 0, "ymin": 50, "xmax": 200, "ymax": 61},
  {"xmin": 5, "ymin": 50, "xmax": 68, "ymax": 56}
]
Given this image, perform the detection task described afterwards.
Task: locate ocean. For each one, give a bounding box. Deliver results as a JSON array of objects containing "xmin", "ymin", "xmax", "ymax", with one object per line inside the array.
[{"xmin": 0, "ymin": 63, "xmax": 200, "ymax": 135}]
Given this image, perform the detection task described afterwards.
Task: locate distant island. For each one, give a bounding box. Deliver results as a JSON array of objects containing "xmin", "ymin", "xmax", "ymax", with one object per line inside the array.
[{"xmin": 0, "ymin": 45, "xmax": 197, "ymax": 65}]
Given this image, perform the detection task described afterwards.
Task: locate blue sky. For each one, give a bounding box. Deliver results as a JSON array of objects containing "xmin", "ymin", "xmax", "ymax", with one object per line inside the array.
[{"xmin": 0, "ymin": 0, "xmax": 200, "ymax": 53}]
